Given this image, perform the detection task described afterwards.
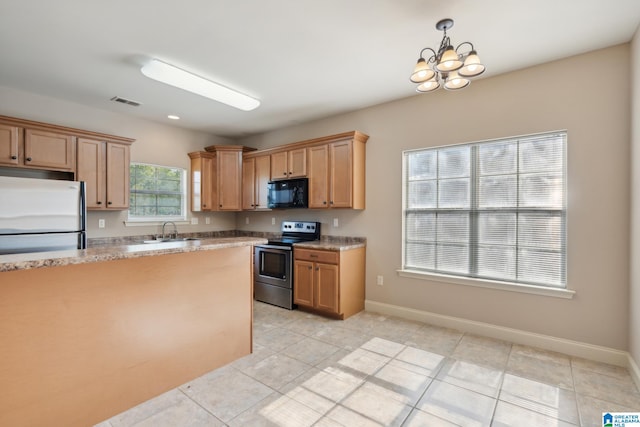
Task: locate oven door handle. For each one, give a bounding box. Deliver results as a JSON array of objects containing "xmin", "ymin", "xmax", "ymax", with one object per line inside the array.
[{"xmin": 256, "ymin": 244, "xmax": 293, "ymax": 251}]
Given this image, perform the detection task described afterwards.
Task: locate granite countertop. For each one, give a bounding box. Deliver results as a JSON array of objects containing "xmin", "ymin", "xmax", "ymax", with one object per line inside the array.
[
  {"xmin": 0, "ymin": 236, "xmax": 267, "ymax": 273},
  {"xmin": 293, "ymin": 237, "xmax": 366, "ymax": 251}
]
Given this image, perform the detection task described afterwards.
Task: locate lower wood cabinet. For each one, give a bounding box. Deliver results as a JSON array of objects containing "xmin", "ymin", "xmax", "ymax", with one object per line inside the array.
[{"xmin": 293, "ymin": 246, "xmax": 365, "ymax": 319}]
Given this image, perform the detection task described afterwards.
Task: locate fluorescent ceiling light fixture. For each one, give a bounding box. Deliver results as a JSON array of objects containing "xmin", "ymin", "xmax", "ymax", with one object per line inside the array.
[
  {"xmin": 167, "ymin": 115, "xmax": 180, "ymax": 120},
  {"xmin": 141, "ymin": 59, "xmax": 260, "ymax": 111}
]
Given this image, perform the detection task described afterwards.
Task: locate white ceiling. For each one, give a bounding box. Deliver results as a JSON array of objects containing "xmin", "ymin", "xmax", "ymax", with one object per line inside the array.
[{"xmin": 1, "ymin": 0, "xmax": 639, "ymax": 138}]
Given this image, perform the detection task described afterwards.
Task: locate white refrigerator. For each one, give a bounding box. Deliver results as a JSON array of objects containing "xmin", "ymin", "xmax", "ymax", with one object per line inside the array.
[{"xmin": 0, "ymin": 176, "xmax": 87, "ymax": 254}]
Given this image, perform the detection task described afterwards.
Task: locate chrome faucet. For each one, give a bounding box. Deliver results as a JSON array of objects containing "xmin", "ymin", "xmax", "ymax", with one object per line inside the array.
[{"xmin": 161, "ymin": 221, "xmax": 178, "ymax": 240}]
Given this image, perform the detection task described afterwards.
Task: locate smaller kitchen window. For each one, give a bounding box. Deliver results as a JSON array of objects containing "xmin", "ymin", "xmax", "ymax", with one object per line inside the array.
[{"xmin": 128, "ymin": 163, "xmax": 187, "ymax": 221}]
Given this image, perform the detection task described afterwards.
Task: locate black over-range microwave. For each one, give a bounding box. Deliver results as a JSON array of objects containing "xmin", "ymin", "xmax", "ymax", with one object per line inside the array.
[{"xmin": 267, "ymin": 178, "xmax": 308, "ymax": 209}]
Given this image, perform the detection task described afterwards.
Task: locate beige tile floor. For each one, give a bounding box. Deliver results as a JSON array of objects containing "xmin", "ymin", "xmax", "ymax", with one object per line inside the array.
[{"xmin": 96, "ymin": 301, "xmax": 640, "ymax": 427}]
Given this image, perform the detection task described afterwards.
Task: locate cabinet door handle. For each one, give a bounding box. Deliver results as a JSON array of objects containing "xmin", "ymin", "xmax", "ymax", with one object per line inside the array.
[
  {"xmin": 10, "ymin": 155, "xmax": 17, "ymax": 160},
  {"xmin": 203, "ymin": 204, "xmax": 207, "ymax": 207},
  {"xmin": 219, "ymin": 204, "xmax": 222, "ymax": 208},
  {"xmin": 26, "ymin": 157, "xmax": 32, "ymax": 162},
  {"xmin": 308, "ymin": 266, "xmax": 312, "ymax": 270},
  {"xmin": 107, "ymin": 201, "xmax": 112, "ymax": 205},
  {"xmin": 316, "ymin": 267, "xmax": 320, "ymax": 271},
  {"xmin": 96, "ymin": 201, "xmax": 102, "ymax": 205},
  {"xmin": 283, "ymin": 171, "xmax": 287, "ymax": 176},
  {"xmin": 330, "ymin": 201, "xmax": 334, "ymax": 205},
  {"xmin": 323, "ymin": 201, "xmax": 327, "ymax": 205}
]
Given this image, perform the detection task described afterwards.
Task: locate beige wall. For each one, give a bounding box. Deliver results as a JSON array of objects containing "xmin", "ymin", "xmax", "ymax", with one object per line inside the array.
[
  {"xmin": 0, "ymin": 86, "xmax": 237, "ymax": 237},
  {"xmin": 238, "ymin": 45, "xmax": 632, "ymax": 350},
  {"xmin": 630, "ymin": 30, "xmax": 640, "ymax": 363}
]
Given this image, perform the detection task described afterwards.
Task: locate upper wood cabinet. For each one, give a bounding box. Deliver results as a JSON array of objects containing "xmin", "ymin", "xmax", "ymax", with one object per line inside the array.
[
  {"xmin": 307, "ymin": 145, "xmax": 329, "ymax": 208},
  {"xmin": 24, "ymin": 129, "xmax": 76, "ymax": 171},
  {"xmin": 77, "ymin": 138, "xmax": 131, "ymax": 210},
  {"xmin": 189, "ymin": 151, "xmax": 215, "ymax": 211},
  {"xmin": 190, "ymin": 145, "xmax": 254, "ymax": 212},
  {"xmin": 0, "ymin": 115, "xmax": 135, "ymax": 188},
  {"xmin": 307, "ymin": 135, "xmax": 367, "ymax": 209},
  {"xmin": 246, "ymin": 131, "xmax": 368, "ymax": 210},
  {"xmin": 0, "ymin": 124, "xmax": 75, "ymax": 172},
  {"xmin": 216, "ymin": 147, "xmax": 243, "ymax": 211},
  {"xmin": 0, "ymin": 124, "xmax": 20, "ymax": 167},
  {"xmin": 270, "ymin": 147, "xmax": 306, "ymax": 180},
  {"xmin": 242, "ymin": 154, "xmax": 270, "ymax": 210}
]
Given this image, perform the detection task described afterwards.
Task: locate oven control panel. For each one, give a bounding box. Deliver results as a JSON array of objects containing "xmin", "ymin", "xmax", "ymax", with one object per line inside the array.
[{"xmin": 281, "ymin": 221, "xmax": 317, "ymax": 233}]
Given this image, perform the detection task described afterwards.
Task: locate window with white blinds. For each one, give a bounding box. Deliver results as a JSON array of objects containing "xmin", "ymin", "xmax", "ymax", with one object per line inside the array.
[{"xmin": 403, "ymin": 132, "xmax": 566, "ymax": 288}]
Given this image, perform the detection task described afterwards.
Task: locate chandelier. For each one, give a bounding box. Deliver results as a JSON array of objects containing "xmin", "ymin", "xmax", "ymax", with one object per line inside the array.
[{"xmin": 410, "ymin": 18, "xmax": 485, "ymax": 92}]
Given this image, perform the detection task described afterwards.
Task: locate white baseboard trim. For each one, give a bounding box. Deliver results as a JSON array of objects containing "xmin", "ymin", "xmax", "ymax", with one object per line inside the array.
[
  {"xmin": 365, "ymin": 300, "xmax": 629, "ymax": 368},
  {"xmin": 628, "ymin": 353, "xmax": 640, "ymax": 390}
]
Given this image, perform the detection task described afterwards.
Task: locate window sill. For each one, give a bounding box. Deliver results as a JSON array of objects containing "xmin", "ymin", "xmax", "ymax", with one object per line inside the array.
[{"xmin": 396, "ymin": 269, "xmax": 575, "ymax": 299}]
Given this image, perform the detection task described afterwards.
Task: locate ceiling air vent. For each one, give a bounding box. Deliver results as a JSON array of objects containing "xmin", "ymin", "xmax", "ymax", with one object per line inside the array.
[{"xmin": 110, "ymin": 96, "xmax": 141, "ymax": 107}]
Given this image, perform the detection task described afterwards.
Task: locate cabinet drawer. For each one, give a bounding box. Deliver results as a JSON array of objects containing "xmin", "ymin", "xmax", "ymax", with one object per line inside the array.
[{"xmin": 294, "ymin": 248, "xmax": 338, "ymax": 264}]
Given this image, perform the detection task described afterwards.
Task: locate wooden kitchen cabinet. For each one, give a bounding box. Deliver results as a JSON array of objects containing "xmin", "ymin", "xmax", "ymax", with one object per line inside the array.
[
  {"xmin": 0, "ymin": 125, "xmax": 74, "ymax": 171},
  {"xmin": 242, "ymin": 154, "xmax": 270, "ymax": 210},
  {"xmin": 270, "ymin": 147, "xmax": 306, "ymax": 180},
  {"xmin": 0, "ymin": 123, "xmax": 20, "ymax": 167},
  {"xmin": 307, "ymin": 144, "xmax": 329, "ymax": 208},
  {"xmin": 293, "ymin": 247, "xmax": 365, "ymax": 319},
  {"xmin": 308, "ymin": 136, "xmax": 366, "ymax": 209},
  {"xmin": 0, "ymin": 115, "xmax": 136, "ymax": 181},
  {"xmin": 234, "ymin": 130, "xmax": 369, "ymax": 210},
  {"xmin": 191, "ymin": 145, "xmax": 254, "ymax": 212},
  {"xmin": 24, "ymin": 129, "xmax": 76, "ymax": 171},
  {"xmin": 216, "ymin": 147, "xmax": 243, "ymax": 210},
  {"xmin": 77, "ymin": 138, "xmax": 131, "ymax": 210},
  {"xmin": 189, "ymin": 151, "xmax": 215, "ymax": 211}
]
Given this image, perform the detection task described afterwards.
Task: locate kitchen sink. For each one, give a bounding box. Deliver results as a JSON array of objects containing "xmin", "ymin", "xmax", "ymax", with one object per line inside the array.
[{"xmin": 142, "ymin": 237, "xmax": 200, "ymax": 244}]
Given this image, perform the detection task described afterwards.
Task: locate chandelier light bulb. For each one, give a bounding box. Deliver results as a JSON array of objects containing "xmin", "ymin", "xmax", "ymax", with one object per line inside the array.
[
  {"xmin": 410, "ymin": 58, "xmax": 435, "ymax": 83},
  {"xmin": 459, "ymin": 51, "xmax": 485, "ymax": 78},
  {"xmin": 444, "ymin": 71, "xmax": 470, "ymax": 90},
  {"xmin": 416, "ymin": 78, "xmax": 440, "ymax": 93},
  {"xmin": 436, "ymin": 46, "xmax": 463, "ymax": 72}
]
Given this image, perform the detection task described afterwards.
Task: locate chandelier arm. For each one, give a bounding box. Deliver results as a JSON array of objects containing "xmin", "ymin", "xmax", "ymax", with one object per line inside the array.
[
  {"xmin": 419, "ymin": 47, "xmax": 437, "ymax": 62},
  {"xmin": 455, "ymin": 41, "xmax": 475, "ymax": 55}
]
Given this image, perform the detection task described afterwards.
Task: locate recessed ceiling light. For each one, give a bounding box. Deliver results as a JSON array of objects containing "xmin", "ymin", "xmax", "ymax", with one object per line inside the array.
[
  {"xmin": 141, "ymin": 59, "xmax": 260, "ymax": 112},
  {"xmin": 167, "ymin": 115, "xmax": 180, "ymax": 120}
]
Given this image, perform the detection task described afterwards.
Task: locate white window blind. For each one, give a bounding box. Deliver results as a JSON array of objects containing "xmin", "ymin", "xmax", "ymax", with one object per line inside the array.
[{"xmin": 403, "ymin": 132, "xmax": 566, "ymax": 288}]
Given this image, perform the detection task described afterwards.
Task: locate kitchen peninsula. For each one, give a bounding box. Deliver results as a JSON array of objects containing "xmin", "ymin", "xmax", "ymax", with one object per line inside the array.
[{"xmin": 0, "ymin": 236, "xmax": 266, "ymax": 427}]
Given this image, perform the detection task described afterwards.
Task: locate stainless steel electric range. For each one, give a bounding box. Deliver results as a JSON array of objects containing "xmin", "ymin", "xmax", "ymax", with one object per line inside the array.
[{"xmin": 254, "ymin": 220, "xmax": 321, "ymax": 309}]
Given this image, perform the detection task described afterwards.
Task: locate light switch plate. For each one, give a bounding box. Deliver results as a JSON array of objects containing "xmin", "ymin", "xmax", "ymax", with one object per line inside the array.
[
  {"xmin": 271, "ymin": 217, "xmax": 276, "ymax": 225},
  {"xmin": 191, "ymin": 217, "xmax": 198, "ymax": 225},
  {"xmin": 205, "ymin": 217, "xmax": 211, "ymax": 225},
  {"xmin": 333, "ymin": 218, "xmax": 339, "ymax": 227},
  {"xmin": 98, "ymin": 219, "xmax": 105, "ymax": 229}
]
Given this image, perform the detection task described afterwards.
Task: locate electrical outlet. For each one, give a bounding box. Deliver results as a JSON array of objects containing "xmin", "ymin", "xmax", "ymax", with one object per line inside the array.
[
  {"xmin": 98, "ymin": 219, "xmax": 105, "ymax": 229},
  {"xmin": 377, "ymin": 275, "xmax": 384, "ymax": 286},
  {"xmin": 333, "ymin": 218, "xmax": 339, "ymax": 227},
  {"xmin": 191, "ymin": 217, "xmax": 198, "ymax": 225},
  {"xmin": 205, "ymin": 217, "xmax": 211, "ymax": 225},
  {"xmin": 245, "ymin": 217, "xmax": 250, "ymax": 225},
  {"xmin": 272, "ymin": 217, "xmax": 276, "ymax": 225}
]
